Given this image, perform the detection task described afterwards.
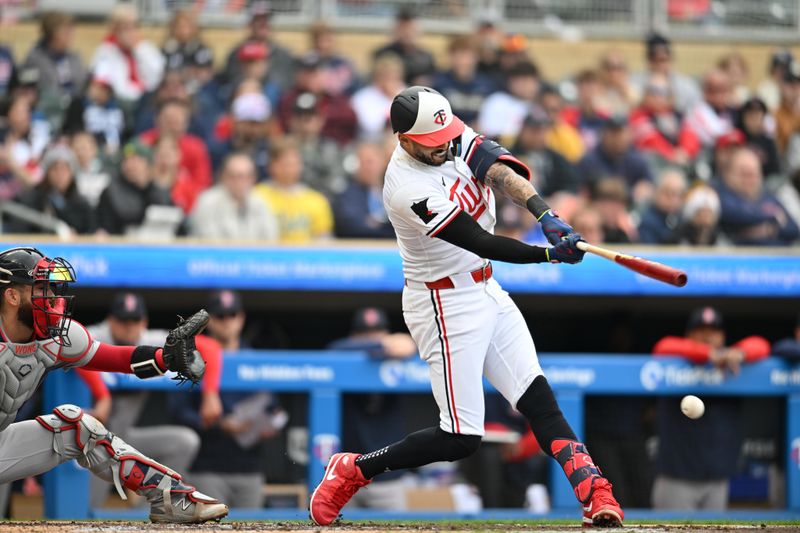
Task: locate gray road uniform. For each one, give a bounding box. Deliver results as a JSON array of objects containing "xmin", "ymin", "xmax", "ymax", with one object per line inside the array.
[{"xmin": 0, "ymin": 246, "xmax": 226, "ymax": 523}]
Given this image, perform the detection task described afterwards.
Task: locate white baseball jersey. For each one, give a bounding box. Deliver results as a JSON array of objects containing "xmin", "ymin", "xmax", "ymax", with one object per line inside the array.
[
  {"xmin": 384, "ymin": 125, "xmax": 496, "ymax": 282},
  {"xmin": 384, "ymin": 125, "xmax": 543, "ymax": 436}
]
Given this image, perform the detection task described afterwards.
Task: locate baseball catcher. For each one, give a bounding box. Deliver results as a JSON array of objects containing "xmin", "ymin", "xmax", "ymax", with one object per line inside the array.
[{"xmin": 0, "ymin": 246, "xmax": 228, "ymax": 523}]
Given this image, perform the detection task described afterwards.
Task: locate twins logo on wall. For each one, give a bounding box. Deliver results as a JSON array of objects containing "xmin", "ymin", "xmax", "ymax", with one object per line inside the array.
[
  {"xmin": 312, "ymin": 433, "xmax": 341, "ymax": 464},
  {"xmin": 792, "ymin": 437, "xmax": 800, "ymax": 469}
]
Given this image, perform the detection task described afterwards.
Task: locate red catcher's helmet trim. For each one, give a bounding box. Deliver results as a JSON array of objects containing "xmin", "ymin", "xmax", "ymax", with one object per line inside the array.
[{"xmin": 403, "ymin": 115, "xmax": 465, "ymax": 147}]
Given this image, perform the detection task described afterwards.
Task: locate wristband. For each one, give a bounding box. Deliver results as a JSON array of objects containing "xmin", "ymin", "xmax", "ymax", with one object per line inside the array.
[
  {"xmin": 526, "ymin": 195, "xmax": 551, "ymax": 220},
  {"xmin": 130, "ymin": 345, "xmax": 164, "ymax": 379}
]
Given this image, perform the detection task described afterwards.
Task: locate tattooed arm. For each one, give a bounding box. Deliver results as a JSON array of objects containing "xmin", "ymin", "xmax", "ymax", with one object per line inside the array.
[
  {"xmin": 484, "ymin": 161, "xmax": 577, "ymax": 244},
  {"xmin": 485, "ymin": 161, "xmax": 539, "ymax": 207}
]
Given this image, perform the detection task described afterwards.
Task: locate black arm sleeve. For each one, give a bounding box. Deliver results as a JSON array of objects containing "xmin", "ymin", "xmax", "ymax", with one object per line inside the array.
[{"xmin": 435, "ymin": 210, "xmax": 548, "ymax": 264}]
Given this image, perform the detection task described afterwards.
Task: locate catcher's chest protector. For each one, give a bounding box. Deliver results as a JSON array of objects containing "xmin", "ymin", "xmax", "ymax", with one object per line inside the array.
[
  {"xmin": 0, "ymin": 340, "xmax": 61, "ymax": 431},
  {"xmin": 0, "ymin": 319, "xmax": 96, "ymax": 432}
]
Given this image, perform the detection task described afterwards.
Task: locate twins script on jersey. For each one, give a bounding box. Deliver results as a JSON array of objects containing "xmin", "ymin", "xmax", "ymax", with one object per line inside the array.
[
  {"xmin": 0, "ymin": 320, "xmax": 98, "ymax": 431},
  {"xmin": 384, "ymin": 125, "xmax": 496, "ymax": 282}
]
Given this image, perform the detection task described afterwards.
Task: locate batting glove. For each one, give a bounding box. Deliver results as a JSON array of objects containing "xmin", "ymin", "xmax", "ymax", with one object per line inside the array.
[
  {"xmin": 546, "ymin": 233, "xmax": 585, "ymax": 264},
  {"xmin": 539, "ymin": 210, "xmax": 576, "ymax": 245}
]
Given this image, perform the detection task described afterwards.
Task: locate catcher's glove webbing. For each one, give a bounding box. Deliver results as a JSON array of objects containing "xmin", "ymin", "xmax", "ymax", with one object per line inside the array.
[{"xmin": 163, "ymin": 309, "xmax": 210, "ymax": 385}]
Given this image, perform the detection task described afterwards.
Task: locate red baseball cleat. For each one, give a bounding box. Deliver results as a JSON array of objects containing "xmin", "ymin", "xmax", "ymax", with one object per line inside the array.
[
  {"xmin": 582, "ymin": 478, "xmax": 624, "ymax": 528},
  {"xmin": 309, "ymin": 452, "xmax": 371, "ymax": 525}
]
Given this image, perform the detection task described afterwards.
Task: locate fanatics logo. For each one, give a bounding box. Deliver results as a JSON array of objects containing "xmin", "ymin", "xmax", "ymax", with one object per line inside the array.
[
  {"xmin": 411, "ymin": 198, "xmax": 437, "ymax": 224},
  {"xmin": 433, "ymin": 109, "xmax": 447, "ymax": 126}
]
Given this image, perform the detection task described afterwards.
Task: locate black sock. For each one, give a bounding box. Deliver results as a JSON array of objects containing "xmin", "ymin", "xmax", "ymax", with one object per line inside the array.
[
  {"xmin": 516, "ymin": 375, "xmax": 577, "ymax": 457},
  {"xmin": 355, "ymin": 426, "xmax": 481, "ymax": 479}
]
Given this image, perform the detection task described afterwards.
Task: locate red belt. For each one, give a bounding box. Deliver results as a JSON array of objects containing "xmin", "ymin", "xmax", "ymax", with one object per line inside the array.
[{"xmin": 406, "ymin": 263, "xmax": 493, "ymax": 290}]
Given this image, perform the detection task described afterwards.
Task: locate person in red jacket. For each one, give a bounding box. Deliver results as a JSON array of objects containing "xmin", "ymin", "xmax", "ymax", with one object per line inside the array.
[
  {"xmin": 630, "ymin": 74, "xmax": 701, "ymax": 167},
  {"xmin": 138, "ymin": 98, "xmax": 213, "ymax": 195},
  {"xmin": 651, "ymin": 306, "xmax": 770, "ymax": 510}
]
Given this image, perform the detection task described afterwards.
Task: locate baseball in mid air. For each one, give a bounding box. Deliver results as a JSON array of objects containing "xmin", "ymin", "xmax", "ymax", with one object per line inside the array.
[{"xmin": 680, "ymin": 395, "xmax": 705, "ymax": 419}]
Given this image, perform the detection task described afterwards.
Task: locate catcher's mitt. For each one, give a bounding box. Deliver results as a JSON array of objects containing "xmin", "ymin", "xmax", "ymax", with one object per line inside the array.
[{"xmin": 163, "ymin": 309, "xmax": 209, "ymax": 385}]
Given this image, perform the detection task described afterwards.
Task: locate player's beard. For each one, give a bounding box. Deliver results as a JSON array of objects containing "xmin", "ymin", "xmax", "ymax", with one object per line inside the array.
[
  {"xmin": 414, "ymin": 145, "xmax": 449, "ymax": 166},
  {"xmin": 17, "ymin": 299, "xmax": 35, "ymax": 331}
]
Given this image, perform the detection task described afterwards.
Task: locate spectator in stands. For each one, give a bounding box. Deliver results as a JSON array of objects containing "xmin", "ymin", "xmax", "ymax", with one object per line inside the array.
[
  {"xmin": 632, "ymin": 33, "xmax": 701, "ymax": 114},
  {"xmin": 70, "ymin": 130, "xmax": 111, "ymax": 208},
  {"xmin": 23, "ymin": 11, "xmax": 87, "ymax": 126},
  {"xmin": 561, "ymin": 70, "xmax": 608, "ymax": 151},
  {"xmin": 757, "ymin": 49, "xmax": 793, "ymax": 111},
  {"xmin": 596, "ymin": 50, "xmax": 640, "ymax": 117},
  {"xmin": 512, "ymin": 107, "xmax": 580, "ymax": 198},
  {"xmin": 478, "ymin": 61, "xmax": 540, "ymax": 142},
  {"xmin": 162, "ymin": 9, "xmax": 212, "ymax": 74},
  {"xmin": 131, "ymin": 70, "xmax": 197, "ymax": 136},
  {"xmin": 139, "ymin": 98, "xmax": 213, "ymax": 194},
  {"xmin": 171, "ymin": 289, "xmax": 286, "ymax": 509},
  {"xmin": 775, "ymin": 161, "xmax": 800, "ymax": 231},
  {"xmin": 716, "ymin": 146, "xmax": 798, "ymax": 245},
  {"xmin": 686, "ymin": 69, "xmax": 736, "ymax": 150},
  {"xmin": 83, "ymin": 291, "xmax": 220, "ymax": 508},
  {"xmin": 309, "ymin": 21, "xmax": 360, "ymax": 96},
  {"xmin": 474, "ymin": 16, "xmax": 503, "ymax": 78},
  {"xmin": 678, "ymin": 185, "xmax": 722, "ymax": 246},
  {"xmin": 289, "ymin": 92, "xmax": 346, "ymax": 197},
  {"xmin": 152, "ymin": 134, "xmax": 201, "ymax": 214},
  {"xmin": 591, "ymin": 177, "xmax": 638, "ymax": 243},
  {"xmin": 0, "ymin": 94, "xmax": 49, "ymax": 199},
  {"xmin": 736, "ymin": 97, "xmax": 781, "ymax": 178},
  {"xmin": 90, "ymin": 4, "xmax": 165, "ymax": 104},
  {"xmin": 225, "ymin": 0, "xmax": 295, "ymax": 92},
  {"xmin": 570, "ymin": 207, "xmax": 605, "ymax": 245},
  {"xmin": 710, "ymin": 128, "xmax": 746, "ymax": 179},
  {"xmin": 432, "ymin": 34, "xmax": 496, "ymax": 126},
  {"xmin": 278, "ymin": 53, "xmax": 358, "ymax": 146},
  {"xmin": 96, "ymin": 141, "xmax": 173, "ymax": 235},
  {"xmin": 497, "ymin": 34, "xmax": 532, "ymax": 80},
  {"xmin": 9, "ymin": 145, "xmax": 95, "ymax": 235},
  {"xmin": 717, "ymin": 52, "xmax": 750, "ymax": 106},
  {"xmin": 351, "ymin": 55, "xmax": 406, "ymax": 142},
  {"xmin": 328, "ymin": 307, "xmax": 417, "ymax": 510},
  {"xmin": 189, "ymin": 152, "xmax": 278, "ymax": 241},
  {"xmin": 62, "ymin": 73, "xmax": 125, "ymax": 154},
  {"xmin": 637, "ymin": 169, "xmax": 688, "ymax": 244},
  {"xmin": 630, "ymin": 74, "xmax": 701, "ymax": 167},
  {"xmin": 539, "ymin": 84, "xmax": 585, "ymax": 163},
  {"xmin": 651, "ymin": 307, "xmax": 771, "ymax": 510},
  {"xmin": 773, "ymin": 314, "xmax": 800, "ymax": 362},
  {"xmin": 210, "ymin": 89, "xmax": 273, "ymax": 180},
  {"xmin": 373, "ymin": 8, "xmax": 435, "ymax": 86},
  {"xmin": 230, "ymin": 42, "xmax": 282, "ymax": 108},
  {"xmin": 0, "ymin": 42, "xmax": 15, "ymax": 102},
  {"xmin": 333, "ymin": 141, "xmax": 394, "ymax": 239},
  {"xmin": 184, "ymin": 41, "xmax": 215, "ymax": 97},
  {"xmin": 774, "ymin": 60, "xmax": 800, "ymax": 155},
  {"xmin": 577, "ymin": 115, "xmax": 654, "ymax": 203},
  {"xmin": 255, "ymin": 137, "xmax": 333, "ymax": 243}
]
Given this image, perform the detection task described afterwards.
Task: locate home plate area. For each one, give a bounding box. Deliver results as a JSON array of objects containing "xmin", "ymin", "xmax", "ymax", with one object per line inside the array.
[{"xmin": 2, "ymin": 521, "xmax": 798, "ymax": 533}]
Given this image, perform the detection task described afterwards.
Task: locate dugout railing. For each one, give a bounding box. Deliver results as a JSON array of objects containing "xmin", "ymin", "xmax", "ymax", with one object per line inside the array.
[{"xmin": 41, "ymin": 352, "xmax": 800, "ymax": 521}]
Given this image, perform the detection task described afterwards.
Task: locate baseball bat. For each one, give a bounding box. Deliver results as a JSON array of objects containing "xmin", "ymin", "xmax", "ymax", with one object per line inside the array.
[{"xmin": 576, "ymin": 241, "xmax": 688, "ymax": 287}]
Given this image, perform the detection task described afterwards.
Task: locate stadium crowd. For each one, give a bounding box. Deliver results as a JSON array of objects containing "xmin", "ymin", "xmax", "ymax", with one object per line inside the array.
[{"xmin": 0, "ymin": 2, "xmax": 798, "ymax": 246}]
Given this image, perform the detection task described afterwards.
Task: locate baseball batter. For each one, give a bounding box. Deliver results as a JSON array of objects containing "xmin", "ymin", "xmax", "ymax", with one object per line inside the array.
[
  {"xmin": 0, "ymin": 247, "xmax": 228, "ymax": 523},
  {"xmin": 309, "ymin": 87, "xmax": 624, "ymax": 528}
]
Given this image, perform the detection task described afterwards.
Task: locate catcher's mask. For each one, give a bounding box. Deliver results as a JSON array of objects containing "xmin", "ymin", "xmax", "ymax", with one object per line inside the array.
[{"xmin": 0, "ymin": 247, "xmax": 77, "ymax": 345}]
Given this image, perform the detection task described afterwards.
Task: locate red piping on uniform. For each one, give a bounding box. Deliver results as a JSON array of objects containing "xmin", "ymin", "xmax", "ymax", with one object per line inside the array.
[{"xmin": 434, "ymin": 290, "xmax": 460, "ymax": 433}]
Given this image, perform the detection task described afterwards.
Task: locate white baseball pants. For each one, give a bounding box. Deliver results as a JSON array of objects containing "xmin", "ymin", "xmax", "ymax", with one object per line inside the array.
[{"xmin": 402, "ymin": 277, "xmax": 544, "ymax": 436}]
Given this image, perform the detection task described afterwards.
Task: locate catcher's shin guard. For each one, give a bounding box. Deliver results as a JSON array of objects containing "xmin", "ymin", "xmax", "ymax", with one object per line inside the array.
[{"xmin": 36, "ymin": 404, "xmax": 228, "ymax": 523}]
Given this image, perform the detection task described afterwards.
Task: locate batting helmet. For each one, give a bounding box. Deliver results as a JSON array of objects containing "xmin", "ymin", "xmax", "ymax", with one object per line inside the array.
[
  {"xmin": 0, "ymin": 247, "xmax": 76, "ymax": 344},
  {"xmin": 390, "ymin": 86, "xmax": 465, "ymax": 147}
]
